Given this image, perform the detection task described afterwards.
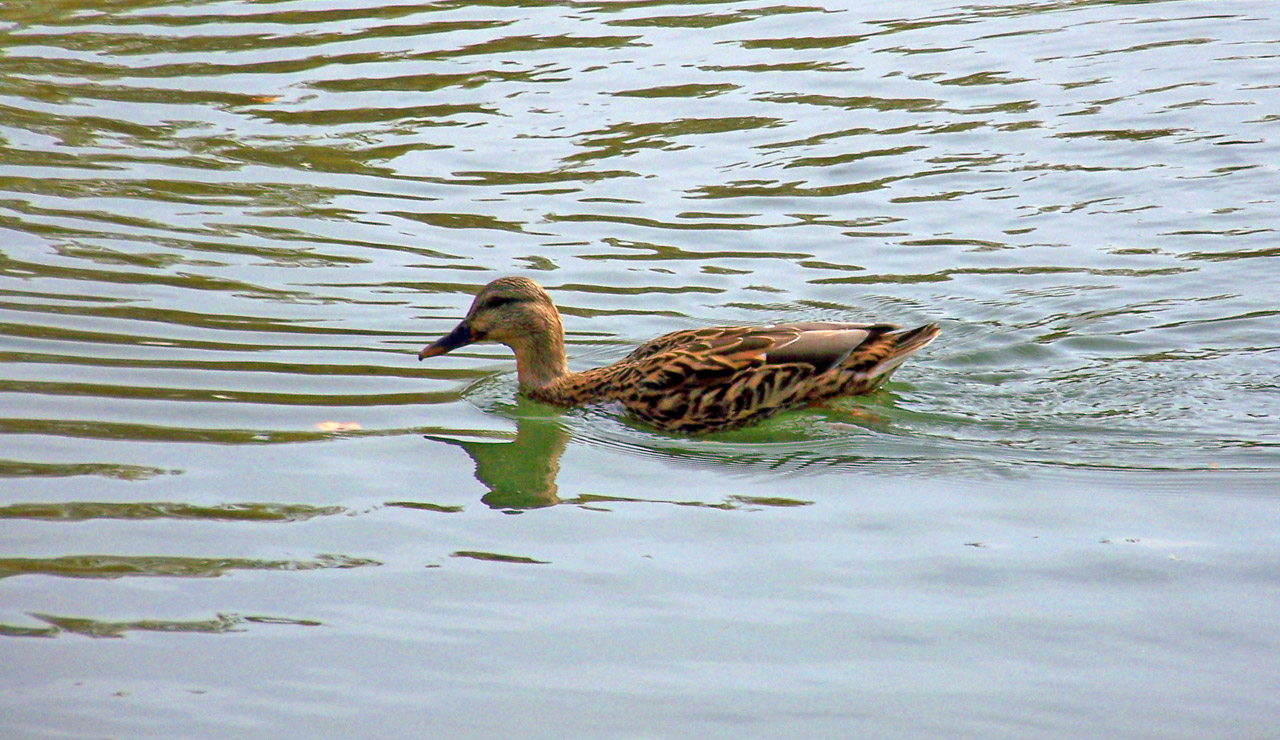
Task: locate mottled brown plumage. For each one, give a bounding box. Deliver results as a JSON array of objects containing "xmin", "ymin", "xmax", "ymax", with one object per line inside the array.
[{"xmin": 419, "ymin": 277, "xmax": 939, "ymax": 433}]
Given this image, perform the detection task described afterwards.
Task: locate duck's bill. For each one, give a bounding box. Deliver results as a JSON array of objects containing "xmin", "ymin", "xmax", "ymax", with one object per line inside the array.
[{"xmin": 418, "ymin": 322, "xmax": 474, "ymax": 360}]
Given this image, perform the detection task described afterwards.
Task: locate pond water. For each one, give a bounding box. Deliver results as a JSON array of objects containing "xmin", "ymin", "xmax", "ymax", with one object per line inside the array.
[{"xmin": 3, "ymin": 0, "xmax": 1279, "ymax": 737}]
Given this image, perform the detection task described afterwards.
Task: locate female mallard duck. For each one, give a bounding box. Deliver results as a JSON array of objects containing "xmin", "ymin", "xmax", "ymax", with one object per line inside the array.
[{"xmin": 419, "ymin": 277, "xmax": 939, "ymax": 434}]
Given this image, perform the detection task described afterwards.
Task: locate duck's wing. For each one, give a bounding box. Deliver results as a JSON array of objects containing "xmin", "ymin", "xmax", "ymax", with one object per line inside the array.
[
  {"xmin": 625, "ymin": 327, "xmax": 738, "ymax": 361},
  {"xmin": 758, "ymin": 322, "xmax": 899, "ymax": 373},
  {"xmin": 629, "ymin": 322, "xmax": 889, "ymax": 360},
  {"xmin": 630, "ymin": 322, "xmax": 896, "ymax": 392},
  {"xmin": 617, "ymin": 321, "xmax": 937, "ymax": 433}
]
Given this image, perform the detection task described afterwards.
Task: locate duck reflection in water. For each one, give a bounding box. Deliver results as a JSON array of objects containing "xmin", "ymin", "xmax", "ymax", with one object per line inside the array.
[{"xmin": 426, "ymin": 412, "xmax": 568, "ymax": 510}]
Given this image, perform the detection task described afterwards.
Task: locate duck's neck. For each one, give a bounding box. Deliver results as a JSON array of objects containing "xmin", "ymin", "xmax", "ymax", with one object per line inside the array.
[{"xmin": 511, "ymin": 326, "xmax": 570, "ymax": 394}]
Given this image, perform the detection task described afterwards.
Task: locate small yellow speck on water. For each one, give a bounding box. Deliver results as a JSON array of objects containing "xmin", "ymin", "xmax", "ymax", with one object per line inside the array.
[
  {"xmin": 315, "ymin": 421, "xmax": 362, "ymax": 432},
  {"xmin": 1209, "ymin": 462, "xmax": 1219, "ymax": 469}
]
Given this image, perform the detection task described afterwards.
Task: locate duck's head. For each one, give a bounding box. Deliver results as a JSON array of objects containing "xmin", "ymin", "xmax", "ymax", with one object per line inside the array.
[{"xmin": 418, "ymin": 277, "xmax": 562, "ymax": 360}]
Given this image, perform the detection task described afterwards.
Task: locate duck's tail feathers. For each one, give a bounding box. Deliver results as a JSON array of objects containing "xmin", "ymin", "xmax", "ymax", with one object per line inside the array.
[{"xmin": 867, "ymin": 322, "xmax": 940, "ymax": 381}]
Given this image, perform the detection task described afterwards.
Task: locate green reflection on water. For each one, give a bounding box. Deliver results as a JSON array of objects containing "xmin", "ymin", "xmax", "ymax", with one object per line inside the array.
[
  {"xmin": 450, "ymin": 551, "xmax": 549, "ymax": 565},
  {"xmin": 385, "ymin": 501, "xmax": 464, "ymax": 514},
  {"xmin": 422, "ymin": 406, "xmax": 818, "ymax": 511},
  {"xmin": 0, "ymin": 459, "xmax": 173, "ymax": 480},
  {"xmin": 0, "ymin": 612, "xmax": 321, "ymax": 639},
  {"xmin": 0, "ymin": 553, "xmax": 379, "ymax": 580},
  {"xmin": 0, "ymin": 501, "xmax": 343, "ymax": 522},
  {"xmin": 427, "ymin": 415, "xmax": 569, "ymax": 510}
]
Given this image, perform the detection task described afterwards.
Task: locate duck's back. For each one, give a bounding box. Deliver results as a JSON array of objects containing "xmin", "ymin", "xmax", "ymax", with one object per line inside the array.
[{"xmin": 597, "ymin": 321, "xmax": 938, "ymax": 433}]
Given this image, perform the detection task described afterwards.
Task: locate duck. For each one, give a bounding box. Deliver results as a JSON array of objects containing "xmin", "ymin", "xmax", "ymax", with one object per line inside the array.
[{"xmin": 419, "ymin": 277, "xmax": 939, "ymax": 434}]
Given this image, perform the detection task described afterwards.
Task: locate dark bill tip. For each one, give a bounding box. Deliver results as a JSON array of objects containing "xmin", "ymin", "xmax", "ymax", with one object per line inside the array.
[{"xmin": 418, "ymin": 322, "xmax": 474, "ymax": 360}]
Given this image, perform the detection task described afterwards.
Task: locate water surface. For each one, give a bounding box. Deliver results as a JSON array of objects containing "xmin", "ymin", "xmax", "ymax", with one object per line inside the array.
[{"xmin": 3, "ymin": 1, "xmax": 1279, "ymax": 738}]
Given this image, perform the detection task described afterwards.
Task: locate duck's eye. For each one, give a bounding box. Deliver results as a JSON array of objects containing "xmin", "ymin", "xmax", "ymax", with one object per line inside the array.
[{"xmin": 482, "ymin": 296, "xmax": 517, "ymax": 311}]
